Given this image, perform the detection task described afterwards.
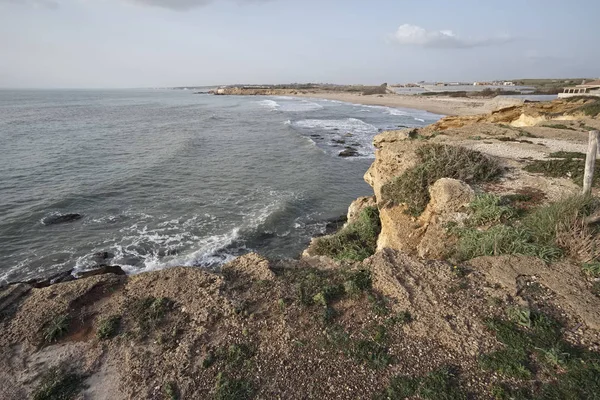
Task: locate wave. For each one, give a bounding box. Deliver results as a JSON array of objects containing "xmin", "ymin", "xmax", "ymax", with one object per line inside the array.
[
  {"xmin": 258, "ymin": 100, "xmax": 280, "ymax": 110},
  {"xmin": 292, "ymin": 118, "xmax": 378, "ymax": 134},
  {"xmin": 258, "ymin": 98, "xmax": 323, "ymax": 112}
]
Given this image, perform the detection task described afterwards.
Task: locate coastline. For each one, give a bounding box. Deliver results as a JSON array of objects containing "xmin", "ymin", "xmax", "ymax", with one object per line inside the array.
[{"xmin": 292, "ymin": 92, "xmax": 524, "ymax": 116}]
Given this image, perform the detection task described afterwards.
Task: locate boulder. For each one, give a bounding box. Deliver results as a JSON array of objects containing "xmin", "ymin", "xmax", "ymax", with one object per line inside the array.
[
  {"xmin": 339, "ymin": 147, "xmax": 358, "ymax": 157},
  {"xmin": 76, "ymin": 265, "xmax": 126, "ymax": 279}
]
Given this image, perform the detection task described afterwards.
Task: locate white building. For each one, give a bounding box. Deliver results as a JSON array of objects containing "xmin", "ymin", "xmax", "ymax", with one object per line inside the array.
[{"xmin": 558, "ymin": 80, "xmax": 600, "ymax": 98}]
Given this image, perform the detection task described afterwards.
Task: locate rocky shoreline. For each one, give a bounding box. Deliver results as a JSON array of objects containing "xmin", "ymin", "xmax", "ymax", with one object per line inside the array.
[{"xmin": 2, "ymin": 97, "xmax": 600, "ymax": 399}]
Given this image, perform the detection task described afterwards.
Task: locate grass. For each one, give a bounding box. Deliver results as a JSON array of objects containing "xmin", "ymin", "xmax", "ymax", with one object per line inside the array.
[
  {"xmin": 468, "ymin": 194, "xmax": 517, "ymax": 226},
  {"xmin": 480, "ymin": 309, "xmax": 600, "ymax": 399},
  {"xmin": 524, "ymin": 159, "xmax": 596, "ymax": 187},
  {"xmin": 293, "ymin": 268, "xmax": 372, "ymax": 308},
  {"xmin": 544, "ymin": 124, "xmax": 576, "ymax": 130},
  {"xmin": 457, "ymin": 195, "xmax": 598, "ymax": 262},
  {"xmin": 548, "ymin": 151, "xmax": 586, "ymax": 159},
  {"xmin": 380, "ymin": 144, "xmax": 502, "ymax": 216},
  {"xmin": 43, "ymin": 314, "xmax": 70, "ymax": 344},
  {"xmin": 324, "ymin": 324, "xmax": 393, "ymax": 369},
  {"xmin": 582, "ymin": 262, "xmax": 600, "ymax": 276},
  {"xmin": 214, "ymin": 373, "xmax": 253, "ymax": 400},
  {"xmin": 164, "ymin": 381, "xmax": 180, "ymax": 400},
  {"xmin": 131, "ymin": 297, "xmax": 172, "ymax": 334},
  {"xmin": 579, "ymin": 98, "xmax": 600, "ymax": 117},
  {"xmin": 376, "ymin": 366, "xmax": 466, "ymax": 400},
  {"xmin": 33, "ymin": 367, "xmax": 85, "ymax": 400},
  {"xmin": 311, "ymin": 207, "xmax": 380, "ymax": 261},
  {"xmin": 96, "ymin": 315, "xmax": 121, "ymax": 340}
]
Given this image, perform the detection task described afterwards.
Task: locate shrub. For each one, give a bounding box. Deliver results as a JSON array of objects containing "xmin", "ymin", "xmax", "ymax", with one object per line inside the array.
[
  {"xmin": 311, "ymin": 207, "xmax": 381, "ymax": 261},
  {"xmin": 214, "ymin": 373, "xmax": 253, "ymax": 400},
  {"xmin": 376, "ymin": 367, "xmax": 466, "ymax": 400},
  {"xmin": 381, "ymin": 144, "xmax": 503, "ymax": 216}
]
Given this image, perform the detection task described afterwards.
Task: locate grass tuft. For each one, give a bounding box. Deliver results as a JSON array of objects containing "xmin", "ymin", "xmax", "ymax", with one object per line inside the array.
[
  {"xmin": 377, "ymin": 366, "xmax": 466, "ymax": 400},
  {"xmin": 96, "ymin": 315, "xmax": 121, "ymax": 340},
  {"xmin": 457, "ymin": 195, "xmax": 598, "ymax": 262},
  {"xmin": 43, "ymin": 314, "xmax": 70, "ymax": 344},
  {"xmin": 131, "ymin": 297, "xmax": 172, "ymax": 335},
  {"xmin": 164, "ymin": 381, "xmax": 180, "ymax": 400},
  {"xmin": 311, "ymin": 207, "xmax": 380, "ymax": 261},
  {"xmin": 214, "ymin": 373, "xmax": 253, "ymax": 400},
  {"xmin": 33, "ymin": 367, "xmax": 85, "ymax": 400},
  {"xmin": 381, "ymin": 144, "xmax": 502, "ymax": 216},
  {"xmin": 468, "ymin": 194, "xmax": 517, "ymax": 225}
]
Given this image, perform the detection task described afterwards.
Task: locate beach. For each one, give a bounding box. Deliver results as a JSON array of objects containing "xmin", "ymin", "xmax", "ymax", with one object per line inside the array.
[{"xmin": 293, "ymin": 92, "xmax": 524, "ymax": 116}]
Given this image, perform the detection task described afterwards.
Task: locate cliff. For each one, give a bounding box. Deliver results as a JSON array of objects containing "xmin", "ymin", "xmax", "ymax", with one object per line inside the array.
[{"xmin": 2, "ymin": 100, "xmax": 600, "ymax": 399}]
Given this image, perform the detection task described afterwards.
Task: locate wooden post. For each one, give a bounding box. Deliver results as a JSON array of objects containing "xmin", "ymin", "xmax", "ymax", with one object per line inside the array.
[{"xmin": 583, "ymin": 130, "xmax": 600, "ymax": 196}]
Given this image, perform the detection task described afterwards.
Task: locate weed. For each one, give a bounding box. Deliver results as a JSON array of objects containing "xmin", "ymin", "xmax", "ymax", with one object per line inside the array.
[
  {"xmin": 507, "ymin": 307, "xmax": 533, "ymax": 328},
  {"xmin": 33, "ymin": 367, "xmax": 85, "ymax": 400},
  {"xmin": 312, "ymin": 284, "xmax": 345, "ymax": 307},
  {"xmin": 524, "ymin": 158, "xmax": 593, "ymax": 186},
  {"xmin": 592, "ymin": 282, "xmax": 600, "ymax": 297},
  {"xmin": 377, "ymin": 366, "xmax": 466, "ymax": 400},
  {"xmin": 96, "ymin": 315, "xmax": 121, "ymax": 340},
  {"xmin": 381, "ymin": 144, "xmax": 502, "ymax": 216},
  {"xmin": 164, "ymin": 381, "xmax": 179, "ymax": 400},
  {"xmin": 43, "ymin": 314, "xmax": 70, "ymax": 344},
  {"xmin": 582, "ymin": 262, "xmax": 600, "ymax": 276},
  {"xmin": 311, "ymin": 207, "xmax": 381, "ymax": 261},
  {"xmin": 214, "ymin": 373, "xmax": 253, "ymax": 400},
  {"xmin": 202, "ymin": 352, "xmax": 216, "ymax": 369},
  {"xmin": 368, "ymin": 292, "xmax": 390, "ymax": 316},
  {"xmin": 387, "ymin": 311, "xmax": 412, "ymax": 326}
]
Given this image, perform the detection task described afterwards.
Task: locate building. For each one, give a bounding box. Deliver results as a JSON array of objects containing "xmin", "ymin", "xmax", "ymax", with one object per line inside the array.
[
  {"xmin": 558, "ymin": 80, "xmax": 600, "ymax": 98},
  {"xmin": 503, "ymin": 81, "xmax": 515, "ymax": 86}
]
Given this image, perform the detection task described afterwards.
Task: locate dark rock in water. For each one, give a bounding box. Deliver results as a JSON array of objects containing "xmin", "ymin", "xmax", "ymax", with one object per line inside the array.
[
  {"xmin": 310, "ymin": 134, "xmax": 322, "ymax": 138},
  {"xmin": 351, "ymin": 142, "xmax": 360, "ymax": 146},
  {"xmin": 344, "ymin": 133, "xmax": 353, "ymax": 137},
  {"xmin": 94, "ymin": 251, "xmax": 114, "ymax": 261},
  {"xmin": 324, "ymin": 215, "xmax": 347, "ymax": 235},
  {"xmin": 333, "ymin": 128, "xmax": 340, "ymax": 131},
  {"xmin": 24, "ymin": 269, "xmax": 75, "ymax": 289},
  {"xmin": 42, "ymin": 213, "xmax": 83, "ymax": 226},
  {"xmin": 333, "ymin": 139, "xmax": 346, "ymax": 144},
  {"xmin": 339, "ymin": 147, "xmax": 359, "ymax": 157},
  {"xmin": 76, "ymin": 265, "xmax": 126, "ymax": 279}
]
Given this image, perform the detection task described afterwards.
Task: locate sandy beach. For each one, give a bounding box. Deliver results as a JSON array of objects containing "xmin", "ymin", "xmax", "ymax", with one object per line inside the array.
[{"xmin": 293, "ymin": 92, "xmax": 524, "ymax": 116}]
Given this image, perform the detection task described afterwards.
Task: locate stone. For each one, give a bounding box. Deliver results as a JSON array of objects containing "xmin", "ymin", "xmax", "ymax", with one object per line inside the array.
[
  {"xmin": 41, "ymin": 213, "xmax": 83, "ymax": 226},
  {"xmin": 346, "ymin": 196, "xmax": 377, "ymax": 225},
  {"xmin": 221, "ymin": 253, "xmax": 274, "ymax": 282}
]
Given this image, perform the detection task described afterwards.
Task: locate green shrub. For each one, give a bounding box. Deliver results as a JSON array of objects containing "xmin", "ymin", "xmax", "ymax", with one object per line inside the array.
[
  {"xmin": 579, "ymin": 99, "xmax": 600, "ymax": 117},
  {"xmin": 523, "ymin": 158, "xmax": 598, "ymax": 187},
  {"xmin": 131, "ymin": 297, "xmax": 172, "ymax": 334},
  {"xmin": 311, "ymin": 207, "xmax": 380, "ymax": 261},
  {"xmin": 381, "ymin": 144, "xmax": 502, "ymax": 216}
]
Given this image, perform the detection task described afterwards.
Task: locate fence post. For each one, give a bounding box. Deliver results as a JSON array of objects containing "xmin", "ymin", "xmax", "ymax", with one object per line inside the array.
[{"xmin": 583, "ymin": 130, "xmax": 600, "ymax": 196}]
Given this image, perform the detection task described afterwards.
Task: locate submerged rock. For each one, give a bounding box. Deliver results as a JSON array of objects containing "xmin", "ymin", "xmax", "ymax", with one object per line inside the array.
[
  {"xmin": 339, "ymin": 147, "xmax": 359, "ymax": 157},
  {"xmin": 42, "ymin": 213, "xmax": 83, "ymax": 226}
]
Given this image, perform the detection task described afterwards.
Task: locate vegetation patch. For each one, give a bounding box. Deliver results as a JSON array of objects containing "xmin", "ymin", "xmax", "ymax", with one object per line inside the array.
[
  {"xmin": 376, "ymin": 366, "xmax": 466, "ymax": 400},
  {"xmin": 468, "ymin": 194, "xmax": 517, "ymax": 226},
  {"xmin": 548, "ymin": 151, "xmax": 586, "ymax": 159},
  {"xmin": 481, "ymin": 309, "xmax": 600, "ymax": 399},
  {"xmin": 130, "ymin": 297, "xmax": 173, "ymax": 335},
  {"xmin": 457, "ymin": 195, "xmax": 597, "ymax": 262},
  {"xmin": 578, "ymin": 98, "xmax": 600, "ymax": 117},
  {"xmin": 324, "ymin": 324, "xmax": 393, "ymax": 369},
  {"xmin": 96, "ymin": 315, "xmax": 121, "ymax": 340},
  {"xmin": 543, "ymin": 124, "xmax": 576, "ymax": 130},
  {"xmin": 33, "ymin": 366, "xmax": 85, "ymax": 400},
  {"xmin": 214, "ymin": 373, "xmax": 253, "ymax": 400},
  {"xmin": 43, "ymin": 314, "xmax": 70, "ymax": 344},
  {"xmin": 164, "ymin": 381, "xmax": 180, "ymax": 400},
  {"xmin": 311, "ymin": 207, "xmax": 380, "ymax": 261},
  {"xmin": 524, "ymin": 158, "xmax": 598, "ymax": 187},
  {"xmin": 381, "ymin": 144, "xmax": 502, "ymax": 216}
]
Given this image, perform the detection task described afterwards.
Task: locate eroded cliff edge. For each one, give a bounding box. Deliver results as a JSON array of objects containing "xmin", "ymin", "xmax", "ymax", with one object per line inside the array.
[{"xmin": 1, "ymin": 98, "xmax": 600, "ymax": 400}]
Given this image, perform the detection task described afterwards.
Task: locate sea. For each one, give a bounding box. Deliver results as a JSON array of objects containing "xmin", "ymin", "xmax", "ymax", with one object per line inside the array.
[{"xmin": 0, "ymin": 89, "xmax": 441, "ymax": 283}]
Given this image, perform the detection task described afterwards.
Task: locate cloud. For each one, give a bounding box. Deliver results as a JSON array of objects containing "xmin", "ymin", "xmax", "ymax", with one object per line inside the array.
[
  {"xmin": 123, "ymin": 0, "xmax": 270, "ymax": 11},
  {"xmin": 390, "ymin": 24, "xmax": 513, "ymax": 49},
  {"xmin": 0, "ymin": 0, "xmax": 59, "ymax": 8}
]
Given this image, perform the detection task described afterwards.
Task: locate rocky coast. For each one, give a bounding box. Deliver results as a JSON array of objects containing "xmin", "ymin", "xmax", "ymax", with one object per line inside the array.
[{"xmin": 2, "ymin": 96, "xmax": 600, "ymax": 399}]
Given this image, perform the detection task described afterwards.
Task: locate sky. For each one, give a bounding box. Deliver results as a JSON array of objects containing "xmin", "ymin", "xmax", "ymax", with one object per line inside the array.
[{"xmin": 0, "ymin": 0, "xmax": 598, "ymax": 88}]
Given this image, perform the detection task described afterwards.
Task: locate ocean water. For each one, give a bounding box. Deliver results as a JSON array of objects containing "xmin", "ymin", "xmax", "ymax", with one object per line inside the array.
[{"xmin": 0, "ymin": 89, "xmax": 441, "ymax": 283}]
